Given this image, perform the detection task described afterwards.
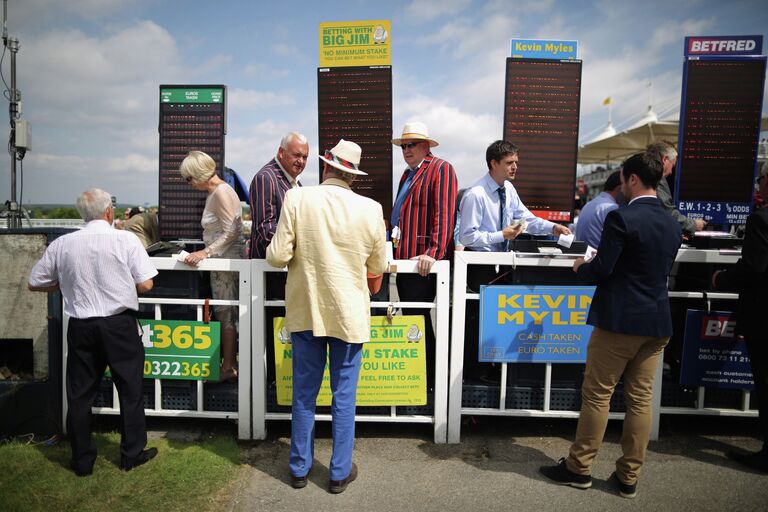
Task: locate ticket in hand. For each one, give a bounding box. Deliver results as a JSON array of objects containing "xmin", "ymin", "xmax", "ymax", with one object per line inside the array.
[
  {"xmin": 174, "ymin": 250, "xmax": 190, "ymax": 262},
  {"xmin": 557, "ymin": 233, "xmax": 574, "ymax": 248},
  {"xmin": 584, "ymin": 245, "xmax": 598, "ymax": 262},
  {"xmin": 510, "ymin": 219, "xmax": 528, "ymax": 231}
]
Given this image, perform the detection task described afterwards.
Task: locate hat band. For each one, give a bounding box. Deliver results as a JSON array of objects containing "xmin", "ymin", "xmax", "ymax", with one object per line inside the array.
[
  {"xmin": 400, "ymin": 133, "xmax": 429, "ymax": 139},
  {"xmin": 325, "ymin": 150, "xmax": 358, "ymax": 170}
]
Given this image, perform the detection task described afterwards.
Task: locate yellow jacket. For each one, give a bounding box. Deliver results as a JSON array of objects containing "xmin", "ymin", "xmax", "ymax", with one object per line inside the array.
[{"xmin": 266, "ymin": 178, "xmax": 387, "ymax": 343}]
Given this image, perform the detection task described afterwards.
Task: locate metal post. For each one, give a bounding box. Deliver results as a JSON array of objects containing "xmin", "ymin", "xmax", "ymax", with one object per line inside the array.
[{"xmin": 7, "ymin": 37, "xmax": 19, "ymax": 229}]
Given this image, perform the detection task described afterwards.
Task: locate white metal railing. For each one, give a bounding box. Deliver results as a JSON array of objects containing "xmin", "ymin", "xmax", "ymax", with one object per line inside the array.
[
  {"xmin": 63, "ymin": 257, "xmax": 252, "ymax": 439},
  {"xmin": 251, "ymin": 259, "xmax": 451, "ymax": 443},
  {"xmin": 447, "ymin": 247, "xmax": 753, "ymax": 443}
]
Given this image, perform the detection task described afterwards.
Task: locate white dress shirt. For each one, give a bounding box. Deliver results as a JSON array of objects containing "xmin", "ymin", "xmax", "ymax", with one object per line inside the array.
[
  {"xmin": 458, "ymin": 173, "xmax": 555, "ymax": 251},
  {"xmin": 28, "ymin": 220, "xmax": 158, "ymax": 318}
]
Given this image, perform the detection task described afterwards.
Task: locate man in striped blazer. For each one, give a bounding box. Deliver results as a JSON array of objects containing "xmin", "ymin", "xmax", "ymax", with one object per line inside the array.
[
  {"xmin": 249, "ymin": 132, "xmax": 309, "ymax": 384},
  {"xmin": 249, "ymin": 132, "xmax": 308, "ymax": 259},
  {"xmin": 390, "ymin": 121, "xmax": 458, "ymax": 383}
]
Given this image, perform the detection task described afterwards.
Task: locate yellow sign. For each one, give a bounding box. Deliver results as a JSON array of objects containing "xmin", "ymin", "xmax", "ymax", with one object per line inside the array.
[
  {"xmin": 319, "ymin": 20, "xmax": 391, "ymax": 67},
  {"xmin": 274, "ymin": 315, "xmax": 426, "ymax": 405}
]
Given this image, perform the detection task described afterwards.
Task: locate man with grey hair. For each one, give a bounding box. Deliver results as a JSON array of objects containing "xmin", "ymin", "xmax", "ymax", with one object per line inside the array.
[
  {"xmin": 647, "ymin": 141, "xmax": 706, "ymax": 237},
  {"xmin": 268, "ymin": 139, "xmax": 387, "ymax": 493},
  {"xmin": 249, "ymin": 132, "xmax": 310, "ymax": 385},
  {"xmin": 249, "ymin": 132, "xmax": 309, "ymax": 259},
  {"xmin": 28, "ymin": 188, "xmax": 158, "ymax": 476}
]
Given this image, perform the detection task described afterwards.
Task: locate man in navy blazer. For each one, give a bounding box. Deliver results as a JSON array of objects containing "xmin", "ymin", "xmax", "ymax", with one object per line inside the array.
[{"xmin": 541, "ymin": 151, "xmax": 682, "ymax": 499}]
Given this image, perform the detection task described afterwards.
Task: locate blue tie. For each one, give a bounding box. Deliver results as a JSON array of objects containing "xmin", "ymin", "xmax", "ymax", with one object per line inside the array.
[
  {"xmin": 391, "ymin": 169, "xmax": 415, "ymax": 229},
  {"xmin": 499, "ymin": 187, "xmax": 508, "ymax": 251}
]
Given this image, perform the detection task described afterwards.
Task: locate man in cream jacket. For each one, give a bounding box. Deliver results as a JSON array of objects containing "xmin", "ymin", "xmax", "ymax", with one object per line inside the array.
[{"xmin": 267, "ymin": 139, "xmax": 387, "ymax": 494}]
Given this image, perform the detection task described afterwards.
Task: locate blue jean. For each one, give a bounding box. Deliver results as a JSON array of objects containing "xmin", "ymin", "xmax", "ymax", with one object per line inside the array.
[{"xmin": 289, "ymin": 330, "xmax": 363, "ymax": 481}]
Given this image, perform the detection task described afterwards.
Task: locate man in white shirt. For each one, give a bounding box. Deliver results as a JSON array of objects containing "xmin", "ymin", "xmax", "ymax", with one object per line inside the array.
[
  {"xmin": 28, "ymin": 188, "xmax": 158, "ymax": 476},
  {"xmin": 457, "ymin": 140, "xmax": 571, "ymax": 381}
]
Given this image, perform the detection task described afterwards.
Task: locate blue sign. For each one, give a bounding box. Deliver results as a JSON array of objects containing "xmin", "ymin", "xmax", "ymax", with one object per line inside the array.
[
  {"xmin": 510, "ymin": 38, "xmax": 577, "ymax": 60},
  {"xmin": 685, "ymin": 35, "xmax": 762, "ymax": 57},
  {"xmin": 676, "ymin": 200, "xmax": 751, "ymax": 225},
  {"xmin": 679, "ymin": 310, "xmax": 754, "ymax": 390},
  {"xmin": 479, "ymin": 285, "xmax": 594, "ymax": 363}
]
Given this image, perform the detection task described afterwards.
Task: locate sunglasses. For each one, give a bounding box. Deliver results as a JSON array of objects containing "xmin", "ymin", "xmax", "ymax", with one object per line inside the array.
[
  {"xmin": 184, "ymin": 176, "xmax": 193, "ymax": 183},
  {"xmin": 758, "ymin": 175, "xmax": 765, "ymax": 185},
  {"xmin": 400, "ymin": 142, "xmax": 422, "ymax": 150}
]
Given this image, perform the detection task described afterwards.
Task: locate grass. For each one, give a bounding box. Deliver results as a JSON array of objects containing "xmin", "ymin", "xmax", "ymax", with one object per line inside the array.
[{"xmin": 0, "ymin": 432, "xmax": 242, "ymax": 512}]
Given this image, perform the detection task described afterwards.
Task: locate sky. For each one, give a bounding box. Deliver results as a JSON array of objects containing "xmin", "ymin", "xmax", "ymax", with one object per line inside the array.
[{"xmin": 1, "ymin": 0, "xmax": 767, "ymax": 206}]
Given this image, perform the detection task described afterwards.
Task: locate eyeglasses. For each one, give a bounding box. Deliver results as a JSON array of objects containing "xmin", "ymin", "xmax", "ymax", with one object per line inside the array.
[{"xmin": 400, "ymin": 142, "xmax": 421, "ymax": 150}]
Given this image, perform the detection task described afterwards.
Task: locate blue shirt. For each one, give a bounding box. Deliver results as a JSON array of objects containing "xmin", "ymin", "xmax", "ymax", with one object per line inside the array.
[
  {"xmin": 574, "ymin": 191, "xmax": 618, "ymax": 249},
  {"xmin": 458, "ymin": 173, "xmax": 555, "ymax": 252}
]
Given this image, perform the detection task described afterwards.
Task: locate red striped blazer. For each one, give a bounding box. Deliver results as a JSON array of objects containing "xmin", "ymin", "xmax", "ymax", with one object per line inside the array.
[
  {"xmin": 249, "ymin": 159, "xmax": 295, "ymax": 258},
  {"xmin": 393, "ymin": 153, "xmax": 458, "ymax": 260}
]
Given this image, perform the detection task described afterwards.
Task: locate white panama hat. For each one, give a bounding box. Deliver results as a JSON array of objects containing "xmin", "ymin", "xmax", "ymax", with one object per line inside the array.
[
  {"xmin": 391, "ymin": 121, "xmax": 439, "ymax": 147},
  {"xmin": 319, "ymin": 139, "xmax": 367, "ymax": 176}
]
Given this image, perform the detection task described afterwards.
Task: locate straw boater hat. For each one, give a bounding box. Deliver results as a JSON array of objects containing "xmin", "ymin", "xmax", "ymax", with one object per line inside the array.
[
  {"xmin": 319, "ymin": 139, "xmax": 367, "ymax": 176},
  {"xmin": 391, "ymin": 121, "xmax": 439, "ymax": 147}
]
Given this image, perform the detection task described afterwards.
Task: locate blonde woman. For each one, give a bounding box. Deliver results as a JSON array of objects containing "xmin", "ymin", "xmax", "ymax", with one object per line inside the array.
[{"xmin": 179, "ymin": 151, "xmax": 244, "ymax": 381}]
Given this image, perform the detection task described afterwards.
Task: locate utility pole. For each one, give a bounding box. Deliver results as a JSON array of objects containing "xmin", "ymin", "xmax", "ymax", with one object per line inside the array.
[{"xmin": 3, "ymin": 0, "xmax": 29, "ymax": 229}]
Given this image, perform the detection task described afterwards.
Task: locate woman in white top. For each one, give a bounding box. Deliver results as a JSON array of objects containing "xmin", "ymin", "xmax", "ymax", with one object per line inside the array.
[{"xmin": 179, "ymin": 151, "xmax": 245, "ymax": 381}]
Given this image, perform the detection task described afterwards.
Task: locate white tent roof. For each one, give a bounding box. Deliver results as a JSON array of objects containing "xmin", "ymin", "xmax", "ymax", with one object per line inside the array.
[{"xmin": 578, "ymin": 114, "xmax": 768, "ymax": 166}]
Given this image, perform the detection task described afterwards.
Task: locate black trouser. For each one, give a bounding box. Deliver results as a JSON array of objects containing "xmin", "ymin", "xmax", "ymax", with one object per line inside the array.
[
  {"xmin": 67, "ymin": 310, "xmax": 146, "ymax": 471},
  {"xmin": 396, "ymin": 273, "xmax": 436, "ymax": 386}
]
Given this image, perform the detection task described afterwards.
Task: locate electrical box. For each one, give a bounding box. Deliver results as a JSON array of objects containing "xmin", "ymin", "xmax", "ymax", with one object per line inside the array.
[{"xmin": 14, "ymin": 119, "xmax": 31, "ymax": 150}]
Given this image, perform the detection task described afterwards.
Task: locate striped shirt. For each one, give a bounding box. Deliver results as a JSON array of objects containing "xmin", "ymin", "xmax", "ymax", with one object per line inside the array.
[
  {"xmin": 392, "ymin": 153, "xmax": 458, "ymax": 260},
  {"xmin": 28, "ymin": 220, "xmax": 158, "ymax": 319},
  {"xmin": 249, "ymin": 158, "xmax": 297, "ymax": 258}
]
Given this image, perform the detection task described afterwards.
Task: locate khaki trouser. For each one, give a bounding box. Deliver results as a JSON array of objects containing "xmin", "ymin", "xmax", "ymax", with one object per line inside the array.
[{"xmin": 566, "ymin": 327, "xmax": 668, "ymax": 484}]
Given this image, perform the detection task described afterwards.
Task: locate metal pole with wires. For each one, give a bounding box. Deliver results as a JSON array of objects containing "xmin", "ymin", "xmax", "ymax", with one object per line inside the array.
[{"xmin": 2, "ymin": 0, "xmax": 28, "ymax": 229}]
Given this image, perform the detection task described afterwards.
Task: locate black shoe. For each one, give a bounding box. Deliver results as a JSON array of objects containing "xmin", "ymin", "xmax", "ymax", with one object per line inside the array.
[
  {"xmin": 539, "ymin": 458, "xmax": 592, "ymax": 489},
  {"xmin": 290, "ymin": 473, "xmax": 308, "ymax": 489},
  {"xmin": 726, "ymin": 449, "xmax": 768, "ymax": 473},
  {"xmin": 120, "ymin": 447, "xmax": 158, "ymax": 471},
  {"xmin": 329, "ymin": 462, "xmax": 358, "ymax": 494},
  {"xmin": 69, "ymin": 461, "xmax": 93, "ymax": 477},
  {"xmin": 610, "ymin": 472, "xmax": 637, "ymax": 499}
]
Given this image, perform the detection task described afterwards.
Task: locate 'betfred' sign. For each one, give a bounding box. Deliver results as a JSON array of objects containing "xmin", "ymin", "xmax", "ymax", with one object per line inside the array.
[{"xmin": 685, "ymin": 35, "xmax": 762, "ymax": 56}]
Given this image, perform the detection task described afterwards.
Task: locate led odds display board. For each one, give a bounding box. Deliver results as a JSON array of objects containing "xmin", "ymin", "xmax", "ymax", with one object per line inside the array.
[
  {"xmin": 317, "ymin": 66, "xmax": 393, "ymax": 219},
  {"xmin": 676, "ymin": 36, "xmax": 766, "ymax": 225},
  {"xmin": 318, "ymin": 21, "xmax": 393, "ymax": 220},
  {"xmin": 158, "ymin": 85, "xmax": 226, "ymax": 241},
  {"xmin": 503, "ymin": 57, "xmax": 582, "ymax": 221}
]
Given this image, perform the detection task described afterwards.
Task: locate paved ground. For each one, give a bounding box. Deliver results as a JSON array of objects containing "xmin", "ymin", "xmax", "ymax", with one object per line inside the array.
[{"xmin": 211, "ymin": 415, "xmax": 768, "ymax": 512}]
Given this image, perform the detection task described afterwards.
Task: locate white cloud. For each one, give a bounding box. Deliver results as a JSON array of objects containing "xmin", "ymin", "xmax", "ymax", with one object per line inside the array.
[
  {"xmin": 21, "ymin": 151, "xmax": 157, "ymax": 204},
  {"xmin": 485, "ymin": 0, "xmax": 555, "ymax": 15},
  {"xmin": 243, "ymin": 62, "xmax": 290, "ymax": 79},
  {"xmin": 229, "ymin": 88, "xmax": 296, "ymax": 110},
  {"xmin": 272, "ymin": 43, "xmax": 302, "ymax": 58},
  {"xmin": 404, "ymin": 0, "xmax": 473, "ymax": 21},
  {"xmin": 20, "ymin": 21, "xmax": 180, "ymax": 124},
  {"xmin": 392, "ymin": 94, "xmax": 499, "ymax": 191}
]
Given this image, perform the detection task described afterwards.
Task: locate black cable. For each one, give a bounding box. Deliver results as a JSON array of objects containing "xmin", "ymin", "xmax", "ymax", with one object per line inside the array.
[
  {"xmin": 18, "ymin": 155, "xmax": 22, "ymax": 210},
  {"xmin": 0, "ymin": 44, "xmax": 10, "ymax": 100}
]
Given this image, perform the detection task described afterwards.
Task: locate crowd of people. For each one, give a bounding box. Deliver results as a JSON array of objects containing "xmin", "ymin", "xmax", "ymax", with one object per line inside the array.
[{"xmin": 25, "ymin": 123, "xmax": 768, "ymax": 496}]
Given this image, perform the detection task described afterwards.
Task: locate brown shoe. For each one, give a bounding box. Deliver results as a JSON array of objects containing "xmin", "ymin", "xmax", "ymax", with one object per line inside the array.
[{"xmin": 328, "ymin": 463, "xmax": 358, "ymax": 494}]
